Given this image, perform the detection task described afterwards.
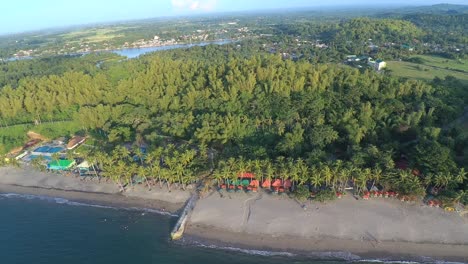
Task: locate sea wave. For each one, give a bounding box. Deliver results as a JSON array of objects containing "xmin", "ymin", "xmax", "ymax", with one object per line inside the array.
[
  {"xmin": 184, "ymin": 238, "xmax": 466, "ymax": 264},
  {"xmin": 0, "ymin": 192, "xmax": 178, "ymax": 217},
  {"xmin": 355, "ymin": 259, "xmax": 466, "ymax": 264},
  {"xmin": 192, "ymin": 241, "xmax": 296, "ymax": 257}
]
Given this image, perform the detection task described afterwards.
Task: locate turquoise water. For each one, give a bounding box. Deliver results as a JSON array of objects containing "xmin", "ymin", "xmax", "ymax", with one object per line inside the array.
[{"xmin": 0, "ymin": 193, "xmax": 448, "ymax": 264}]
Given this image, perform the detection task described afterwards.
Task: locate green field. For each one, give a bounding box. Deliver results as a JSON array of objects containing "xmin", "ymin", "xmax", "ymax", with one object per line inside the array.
[
  {"xmin": 387, "ymin": 55, "xmax": 468, "ymax": 83},
  {"xmin": 60, "ymin": 27, "xmax": 128, "ymax": 44}
]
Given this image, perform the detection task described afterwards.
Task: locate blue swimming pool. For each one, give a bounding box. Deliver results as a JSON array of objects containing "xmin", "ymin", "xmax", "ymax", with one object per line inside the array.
[
  {"xmin": 48, "ymin": 147, "xmax": 63, "ymax": 153},
  {"xmin": 33, "ymin": 146, "xmax": 50, "ymax": 153},
  {"xmin": 33, "ymin": 146, "xmax": 64, "ymax": 153},
  {"xmin": 29, "ymin": 155, "xmax": 52, "ymax": 161}
]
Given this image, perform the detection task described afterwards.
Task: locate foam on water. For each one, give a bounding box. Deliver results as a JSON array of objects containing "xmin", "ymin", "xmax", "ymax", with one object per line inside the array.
[
  {"xmin": 0, "ymin": 192, "xmax": 178, "ymax": 217},
  {"xmin": 193, "ymin": 241, "xmax": 297, "ymax": 257},
  {"xmin": 354, "ymin": 259, "xmax": 466, "ymax": 264},
  {"xmin": 184, "ymin": 238, "xmax": 466, "ymax": 264}
]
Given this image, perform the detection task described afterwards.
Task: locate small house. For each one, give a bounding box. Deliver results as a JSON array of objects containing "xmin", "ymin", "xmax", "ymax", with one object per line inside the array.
[
  {"xmin": 368, "ymin": 59, "xmax": 386, "ymax": 71},
  {"xmin": 67, "ymin": 136, "xmax": 86, "ymax": 150},
  {"xmin": 401, "ymin": 44, "xmax": 414, "ymax": 51}
]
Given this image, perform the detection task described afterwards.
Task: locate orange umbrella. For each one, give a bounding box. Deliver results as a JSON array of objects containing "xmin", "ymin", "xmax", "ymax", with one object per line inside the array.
[
  {"xmin": 272, "ymin": 179, "xmax": 282, "ymax": 187},
  {"xmin": 239, "ymin": 172, "xmax": 255, "ymax": 179},
  {"xmin": 249, "ymin": 179, "xmax": 260, "ymax": 188},
  {"xmin": 283, "ymin": 179, "xmax": 292, "ymax": 188}
]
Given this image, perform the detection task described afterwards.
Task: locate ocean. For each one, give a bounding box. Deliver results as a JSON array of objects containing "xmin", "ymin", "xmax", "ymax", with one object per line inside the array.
[{"xmin": 0, "ymin": 193, "xmax": 453, "ymax": 264}]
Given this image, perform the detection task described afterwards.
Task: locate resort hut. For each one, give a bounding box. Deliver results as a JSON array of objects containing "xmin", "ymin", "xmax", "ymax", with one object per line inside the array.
[
  {"xmin": 48, "ymin": 159, "xmax": 76, "ymax": 171},
  {"xmin": 76, "ymin": 160, "xmax": 96, "ymax": 176},
  {"xmin": 67, "ymin": 136, "xmax": 86, "ymax": 150}
]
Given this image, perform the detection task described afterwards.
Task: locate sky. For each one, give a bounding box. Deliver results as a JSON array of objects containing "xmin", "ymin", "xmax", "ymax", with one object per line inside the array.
[{"xmin": 1, "ymin": 0, "xmax": 466, "ymax": 34}]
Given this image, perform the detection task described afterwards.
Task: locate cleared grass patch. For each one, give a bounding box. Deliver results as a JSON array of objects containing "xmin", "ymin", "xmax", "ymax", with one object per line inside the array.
[
  {"xmin": 387, "ymin": 60, "xmax": 468, "ymax": 83},
  {"xmin": 415, "ymin": 55, "xmax": 468, "ymax": 72},
  {"xmin": 60, "ymin": 27, "xmax": 127, "ymax": 44}
]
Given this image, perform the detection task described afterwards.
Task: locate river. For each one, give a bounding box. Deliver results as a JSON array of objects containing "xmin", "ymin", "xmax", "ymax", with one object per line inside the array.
[{"xmin": 6, "ymin": 40, "xmax": 233, "ymax": 62}]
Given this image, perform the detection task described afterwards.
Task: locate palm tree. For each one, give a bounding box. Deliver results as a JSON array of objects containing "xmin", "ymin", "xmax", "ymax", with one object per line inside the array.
[
  {"xmin": 138, "ymin": 166, "xmax": 152, "ymax": 190},
  {"xmin": 213, "ymin": 168, "xmax": 224, "ymax": 188},
  {"xmin": 337, "ymin": 167, "xmax": 350, "ymax": 192},
  {"xmin": 422, "ymin": 173, "xmax": 433, "ymax": 189},
  {"xmin": 114, "ymin": 146, "xmax": 131, "ymax": 162},
  {"xmin": 289, "ymin": 161, "xmax": 300, "ymax": 191},
  {"xmin": 65, "ymin": 150, "xmax": 75, "ymax": 162},
  {"xmin": 128, "ymin": 163, "xmax": 139, "ymax": 187},
  {"xmin": 175, "ymin": 163, "xmax": 185, "ymax": 190},
  {"xmin": 434, "ymin": 173, "xmax": 450, "ymax": 189},
  {"xmin": 182, "ymin": 169, "xmax": 196, "ymax": 190},
  {"xmin": 31, "ymin": 156, "xmax": 47, "ymax": 171},
  {"xmin": 252, "ymin": 159, "xmax": 263, "ymax": 180},
  {"xmin": 454, "ymin": 190, "xmax": 467, "ymax": 206},
  {"xmin": 321, "ymin": 164, "xmax": 333, "ymax": 188},
  {"xmin": 146, "ymin": 147, "xmax": 163, "ymax": 187},
  {"xmin": 237, "ymin": 156, "xmax": 247, "ymax": 176},
  {"xmin": 352, "ymin": 168, "xmax": 370, "ymax": 195},
  {"xmin": 297, "ymin": 160, "xmax": 309, "ymax": 187},
  {"xmin": 9, "ymin": 157, "xmax": 20, "ymax": 168},
  {"xmin": 310, "ymin": 171, "xmax": 323, "ymax": 189},
  {"xmin": 133, "ymin": 146, "xmax": 145, "ymax": 165},
  {"xmin": 454, "ymin": 168, "xmax": 467, "ymax": 184},
  {"xmin": 51, "ymin": 152, "xmax": 61, "ymax": 166},
  {"xmin": 370, "ymin": 167, "xmax": 383, "ymax": 190},
  {"xmin": 264, "ymin": 161, "xmax": 275, "ymax": 187}
]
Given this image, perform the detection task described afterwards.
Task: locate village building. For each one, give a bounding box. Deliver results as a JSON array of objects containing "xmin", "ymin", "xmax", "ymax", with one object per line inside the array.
[{"xmin": 368, "ymin": 59, "xmax": 387, "ymax": 71}]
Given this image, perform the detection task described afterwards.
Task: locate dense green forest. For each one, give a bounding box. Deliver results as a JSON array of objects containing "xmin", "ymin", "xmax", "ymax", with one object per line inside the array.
[
  {"xmin": 0, "ymin": 5, "xmax": 467, "ymax": 205},
  {"xmin": 0, "ymin": 43, "xmax": 467, "ymax": 204}
]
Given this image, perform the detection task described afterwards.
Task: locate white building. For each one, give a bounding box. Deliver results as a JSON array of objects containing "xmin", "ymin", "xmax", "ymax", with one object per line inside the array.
[{"xmin": 368, "ymin": 59, "xmax": 386, "ymax": 71}]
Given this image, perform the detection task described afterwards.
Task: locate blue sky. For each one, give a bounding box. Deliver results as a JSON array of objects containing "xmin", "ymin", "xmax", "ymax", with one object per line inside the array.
[{"xmin": 1, "ymin": 0, "xmax": 466, "ymax": 34}]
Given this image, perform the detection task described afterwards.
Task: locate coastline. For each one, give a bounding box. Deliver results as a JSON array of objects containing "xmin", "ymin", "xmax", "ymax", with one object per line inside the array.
[
  {"xmin": 0, "ymin": 166, "xmax": 191, "ymax": 213},
  {"xmin": 0, "ymin": 184, "xmax": 183, "ymax": 214},
  {"xmin": 2, "ymin": 165, "xmax": 468, "ymax": 262},
  {"xmin": 184, "ymin": 224, "xmax": 468, "ymax": 262}
]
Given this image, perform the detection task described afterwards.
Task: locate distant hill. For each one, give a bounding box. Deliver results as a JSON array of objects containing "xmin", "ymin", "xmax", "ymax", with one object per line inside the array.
[
  {"xmin": 330, "ymin": 18, "xmax": 423, "ymax": 44},
  {"xmin": 378, "ymin": 4, "xmax": 468, "ymax": 17},
  {"xmin": 407, "ymin": 4, "xmax": 468, "ymax": 14}
]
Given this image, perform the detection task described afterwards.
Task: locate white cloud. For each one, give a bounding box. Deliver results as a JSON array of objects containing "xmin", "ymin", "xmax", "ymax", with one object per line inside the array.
[{"xmin": 171, "ymin": 0, "xmax": 218, "ymax": 11}]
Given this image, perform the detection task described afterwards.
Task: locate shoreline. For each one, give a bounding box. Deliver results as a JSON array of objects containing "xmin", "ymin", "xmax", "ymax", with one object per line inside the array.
[
  {"xmin": 0, "ymin": 166, "xmax": 191, "ymax": 213},
  {"xmin": 184, "ymin": 224, "xmax": 468, "ymax": 262},
  {"xmin": 0, "ymin": 184, "xmax": 184, "ymax": 214},
  {"xmin": 1, "ymin": 166, "xmax": 467, "ymax": 262}
]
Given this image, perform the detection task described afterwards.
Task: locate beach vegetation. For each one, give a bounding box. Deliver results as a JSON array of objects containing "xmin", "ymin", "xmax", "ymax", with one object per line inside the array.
[{"xmin": 314, "ymin": 189, "xmax": 337, "ymax": 203}]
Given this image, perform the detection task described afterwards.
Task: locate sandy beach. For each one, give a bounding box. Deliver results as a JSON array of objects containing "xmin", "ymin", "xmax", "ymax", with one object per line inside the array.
[
  {"xmin": 2, "ymin": 165, "xmax": 468, "ymax": 261},
  {"xmin": 0, "ymin": 166, "xmax": 191, "ymax": 213},
  {"xmin": 185, "ymin": 190, "xmax": 468, "ymax": 261}
]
